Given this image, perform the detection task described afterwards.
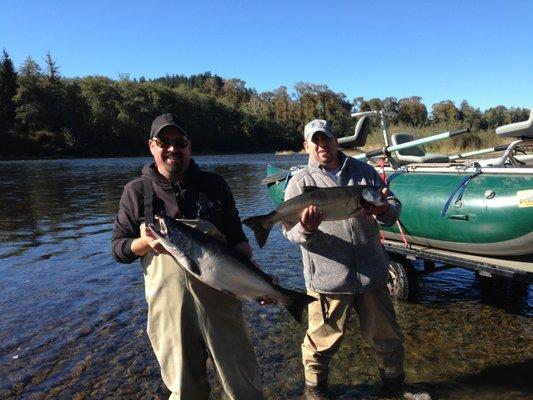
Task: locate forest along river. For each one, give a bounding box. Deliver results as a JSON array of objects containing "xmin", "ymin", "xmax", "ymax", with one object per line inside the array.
[{"xmin": 0, "ymin": 154, "xmax": 531, "ymax": 400}]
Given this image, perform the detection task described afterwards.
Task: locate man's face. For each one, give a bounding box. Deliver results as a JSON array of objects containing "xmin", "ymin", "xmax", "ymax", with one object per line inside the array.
[
  {"xmin": 303, "ymin": 132, "xmax": 339, "ymax": 167},
  {"xmin": 149, "ymin": 126, "xmax": 191, "ymax": 179}
]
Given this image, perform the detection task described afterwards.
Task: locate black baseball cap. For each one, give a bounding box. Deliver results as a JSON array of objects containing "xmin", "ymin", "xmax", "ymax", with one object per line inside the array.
[{"xmin": 150, "ymin": 113, "xmax": 188, "ymax": 138}]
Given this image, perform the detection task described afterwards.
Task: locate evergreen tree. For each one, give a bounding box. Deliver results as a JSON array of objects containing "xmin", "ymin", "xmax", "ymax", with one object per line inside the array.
[
  {"xmin": 0, "ymin": 49, "xmax": 18, "ymax": 135},
  {"xmin": 14, "ymin": 56, "xmax": 47, "ymax": 133},
  {"xmin": 43, "ymin": 51, "xmax": 64, "ymax": 133}
]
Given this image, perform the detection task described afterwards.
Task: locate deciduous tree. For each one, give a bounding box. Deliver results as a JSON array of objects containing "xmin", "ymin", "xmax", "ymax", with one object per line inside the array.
[
  {"xmin": 431, "ymin": 100, "xmax": 458, "ymax": 124},
  {"xmin": 398, "ymin": 96, "xmax": 427, "ymax": 127}
]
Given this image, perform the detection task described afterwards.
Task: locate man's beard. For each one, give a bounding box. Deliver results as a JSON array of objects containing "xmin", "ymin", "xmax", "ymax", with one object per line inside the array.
[{"xmin": 163, "ymin": 154, "xmax": 185, "ymax": 176}]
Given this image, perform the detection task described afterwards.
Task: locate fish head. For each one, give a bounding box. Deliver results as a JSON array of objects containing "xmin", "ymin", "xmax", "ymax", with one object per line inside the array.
[
  {"xmin": 362, "ymin": 186, "xmax": 385, "ymax": 207},
  {"xmin": 150, "ymin": 215, "xmax": 193, "ymax": 256},
  {"xmin": 346, "ymin": 183, "xmax": 384, "ymax": 206}
]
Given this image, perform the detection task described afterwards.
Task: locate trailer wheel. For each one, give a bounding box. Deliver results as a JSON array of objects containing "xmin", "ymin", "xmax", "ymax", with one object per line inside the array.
[{"xmin": 387, "ymin": 256, "xmax": 418, "ymax": 302}]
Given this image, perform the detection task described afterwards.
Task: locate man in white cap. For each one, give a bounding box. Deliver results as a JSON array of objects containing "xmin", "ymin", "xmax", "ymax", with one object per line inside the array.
[{"xmin": 282, "ymin": 119, "xmax": 406, "ymax": 399}]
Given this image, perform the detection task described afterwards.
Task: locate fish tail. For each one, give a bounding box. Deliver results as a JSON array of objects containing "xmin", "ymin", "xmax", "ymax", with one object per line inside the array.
[
  {"xmin": 242, "ymin": 213, "xmax": 275, "ymax": 248},
  {"xmin": 282, "ymin": 289, "xmax": 316, "ymax": 323}
]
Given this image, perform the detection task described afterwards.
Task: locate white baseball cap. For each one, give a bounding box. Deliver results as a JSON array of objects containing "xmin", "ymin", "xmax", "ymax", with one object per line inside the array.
[{"xmin": 303, "ymin": 119, "xmax": 333, "ymax": 141}]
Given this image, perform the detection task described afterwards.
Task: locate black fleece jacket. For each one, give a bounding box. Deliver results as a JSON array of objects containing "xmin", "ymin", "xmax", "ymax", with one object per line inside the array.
[{"xmin": 111, "ymin": 159, "xmax": 248, "ymax": 264}]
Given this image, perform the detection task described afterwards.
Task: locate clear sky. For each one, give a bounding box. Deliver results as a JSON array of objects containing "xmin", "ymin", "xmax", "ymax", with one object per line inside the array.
[{"xmin": 1, "ymin": 0, "xmax": 532, "ymax": 111}]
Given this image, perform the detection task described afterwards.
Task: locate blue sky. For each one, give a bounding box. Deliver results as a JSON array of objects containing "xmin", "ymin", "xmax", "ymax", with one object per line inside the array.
[{"xmin": 1, "ymin": 0, "xmax": 532, "ymax": 111}]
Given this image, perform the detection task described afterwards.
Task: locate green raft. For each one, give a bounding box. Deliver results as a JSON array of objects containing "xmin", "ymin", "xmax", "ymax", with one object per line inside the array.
[{"xmin": 264, "ymin": 165, "xmax": 533, "ymax": 257}]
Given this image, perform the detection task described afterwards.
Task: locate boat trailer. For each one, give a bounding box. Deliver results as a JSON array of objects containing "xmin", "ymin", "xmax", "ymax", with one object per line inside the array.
[{"xmin": 382, "ymin": 239, "xmax": 533, "ymax": 301}]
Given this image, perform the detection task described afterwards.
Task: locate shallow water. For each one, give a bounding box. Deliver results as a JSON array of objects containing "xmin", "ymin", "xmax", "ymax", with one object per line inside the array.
[{"xmin": 0, "ymin": 155, "xmax": 531, "ymax": 399}]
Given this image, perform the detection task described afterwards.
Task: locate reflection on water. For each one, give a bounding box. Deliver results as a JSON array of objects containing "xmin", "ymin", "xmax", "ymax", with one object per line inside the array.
[{"xmin": 0, "ymin": 155, "xmax": 531, "ymax": 399}]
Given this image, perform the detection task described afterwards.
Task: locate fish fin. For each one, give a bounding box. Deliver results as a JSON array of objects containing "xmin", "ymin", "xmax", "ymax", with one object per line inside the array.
[
  {"xmin": 302, "ymin": 186, "xmax": 320, "ymax": 193},
  {"xmin": 242, "ymin": 214, "xmax": 274, "ymax": 248},
  {"xmin": 281, "ymin": 288, "xmax": 316, "ymax": 323}
]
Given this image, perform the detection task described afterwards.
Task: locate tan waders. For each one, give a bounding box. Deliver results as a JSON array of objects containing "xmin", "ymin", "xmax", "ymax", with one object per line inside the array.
[
  {"xmin": 302, "ymin": 285, "xmax": 404, "ymax": 386},
  {"xmin": 140, "ymin": 221, "xmax": 263, "ymax": 400}
]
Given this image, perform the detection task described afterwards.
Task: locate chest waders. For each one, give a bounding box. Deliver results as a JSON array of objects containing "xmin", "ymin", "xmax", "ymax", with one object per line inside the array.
[{"xmin": 140, "ymin": 178, "xmax": 263, "ymax": 400}]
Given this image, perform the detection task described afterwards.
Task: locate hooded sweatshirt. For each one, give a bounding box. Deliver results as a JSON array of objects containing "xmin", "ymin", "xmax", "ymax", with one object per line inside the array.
[
  {"xmin": 282, "ymin": 151, "xmax": 401, "ymax": 294},
  {"xmin": 112, "ymin": 159, "xmax": 247, "ymax": 264}
]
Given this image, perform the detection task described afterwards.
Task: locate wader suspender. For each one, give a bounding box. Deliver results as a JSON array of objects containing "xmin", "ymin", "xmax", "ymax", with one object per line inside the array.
[{"xmin": 143, "ymin": 177, "xmax": 154, "ymax": 225}]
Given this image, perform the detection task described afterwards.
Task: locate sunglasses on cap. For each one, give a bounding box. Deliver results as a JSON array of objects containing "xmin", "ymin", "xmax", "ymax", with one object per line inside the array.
[{"xmin": 151, "ymin": 136, "xmax": 189, "ymax": 149}]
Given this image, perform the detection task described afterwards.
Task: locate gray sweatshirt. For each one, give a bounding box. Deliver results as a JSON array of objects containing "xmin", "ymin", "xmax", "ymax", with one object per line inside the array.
[{"xmin": 282, "ymin": 151, "xmax": 401, "ymax": 294}]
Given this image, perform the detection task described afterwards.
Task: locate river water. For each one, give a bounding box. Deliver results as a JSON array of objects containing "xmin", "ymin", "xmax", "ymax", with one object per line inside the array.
[{"xmin": 0, "ymin": 154, "xmax": 531, "ymax": 399}]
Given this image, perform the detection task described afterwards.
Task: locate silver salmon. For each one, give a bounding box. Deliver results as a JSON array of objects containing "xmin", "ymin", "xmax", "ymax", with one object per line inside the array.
[
  {"xmin": 243, "ymin": 185, "xmax": 383, "ymax": 247},
  {"xmin": 148, "ymin": 215, "xmax": 315, "ymax": 323}
]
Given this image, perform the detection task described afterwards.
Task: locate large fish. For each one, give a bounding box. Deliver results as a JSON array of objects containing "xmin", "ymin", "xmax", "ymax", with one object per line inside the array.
[
  {"xmin": 243, "ymin": 184, "xmax": 383, "ymax": 248},
  {"xmin": 148, "ymin": 215, "xmax": 315, "ymax": 323}
]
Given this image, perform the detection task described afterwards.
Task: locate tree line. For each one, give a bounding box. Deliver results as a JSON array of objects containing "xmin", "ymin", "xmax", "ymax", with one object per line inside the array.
[{"xmin": 0, "ymin": 49, "xmax": 529, "ymax": 158}]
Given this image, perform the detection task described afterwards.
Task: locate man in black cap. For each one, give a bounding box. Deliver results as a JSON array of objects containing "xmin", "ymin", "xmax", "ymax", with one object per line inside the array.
[{"xmin": 112, "ymin": 113, "xmax": 264, "ymax": 399}]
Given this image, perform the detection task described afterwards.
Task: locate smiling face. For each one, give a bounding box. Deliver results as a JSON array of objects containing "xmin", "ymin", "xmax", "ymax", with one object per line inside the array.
[
  {"xmin": 149, "ymin": 126, "xmax": 191, "ymax": 179},
  {"xmin": 303, "ymin": 132, "xmax": 340, "ymax": 170}
]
